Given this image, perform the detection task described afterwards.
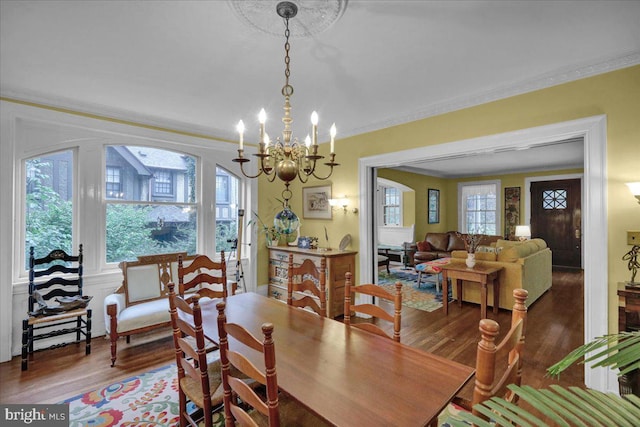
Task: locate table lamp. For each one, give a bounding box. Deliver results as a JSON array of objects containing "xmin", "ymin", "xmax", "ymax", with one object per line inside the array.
[{"xmin": 515, "ymin": 225, "xmax": 531, "ymax": 241}]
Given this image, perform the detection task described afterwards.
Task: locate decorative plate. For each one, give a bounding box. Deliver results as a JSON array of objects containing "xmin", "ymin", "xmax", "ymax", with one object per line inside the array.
[{"xmin": 338, "ymin": 234, "xmax": 351, "ymax": 251}]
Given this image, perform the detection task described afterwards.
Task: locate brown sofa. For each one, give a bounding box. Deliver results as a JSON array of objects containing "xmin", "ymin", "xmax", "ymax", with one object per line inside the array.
[{"xmin": 412, "ymin": 231, "xmax": 502, "ymax": 264}]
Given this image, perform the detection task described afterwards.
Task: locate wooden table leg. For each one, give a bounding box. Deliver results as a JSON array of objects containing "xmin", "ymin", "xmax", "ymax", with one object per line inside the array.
[
  {"xmin": 456, "ymin": 278, "xmax": 463, "ymax": 308},
  {"xmin": 443, "ymin": 270, "xmax": 449, "ymax": 315},
  {"xmin": 480, "ymin": 279, "xmax": 488, "ymax": 319}
]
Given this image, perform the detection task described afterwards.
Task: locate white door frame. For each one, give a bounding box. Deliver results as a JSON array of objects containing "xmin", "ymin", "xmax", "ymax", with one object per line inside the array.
[{"xmin": 358, "ymin": 115, "xmax": 609, "ymax": 392}]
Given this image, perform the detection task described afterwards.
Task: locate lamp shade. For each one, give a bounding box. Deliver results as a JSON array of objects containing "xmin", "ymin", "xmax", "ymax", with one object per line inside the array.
[
  {"xmin": 515, "ymin": 225, "xmax": 531, "ymax": 240},
  {"xmin": 627, "ymin": 182, "xmax": 640, "ymax": 195},
  {"xmin": 626, "ymin": 182, "xmax": 640, "ymax": 204}
]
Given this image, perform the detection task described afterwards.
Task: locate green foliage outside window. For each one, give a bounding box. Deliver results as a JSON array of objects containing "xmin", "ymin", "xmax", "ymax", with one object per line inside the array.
[{"xmin": 25, "ymin": 177, "xmax": 73, "ymax": 264}]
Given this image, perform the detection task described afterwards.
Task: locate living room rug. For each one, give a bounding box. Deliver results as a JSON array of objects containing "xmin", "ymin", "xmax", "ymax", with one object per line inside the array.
[
  {"xmin": 378, "ymin": 267, "xmax": 452, "ymax": 313},
  {"xmin": 61, "ymin": 362, "xmax": 224, "ymax": 427}
]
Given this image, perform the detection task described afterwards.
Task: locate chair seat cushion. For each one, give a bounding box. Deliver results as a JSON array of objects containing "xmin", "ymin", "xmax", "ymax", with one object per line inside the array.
[
  {"xmin": 180, "ymin": 358, "xmax": 225, "ymax": 408},
  {"xmin": 116, "ymin": 299, "xmax": 170, "ymax": 333},
  {"xmin": 249, "ymin": 393, "xmax": 332, "ymax": 427}
]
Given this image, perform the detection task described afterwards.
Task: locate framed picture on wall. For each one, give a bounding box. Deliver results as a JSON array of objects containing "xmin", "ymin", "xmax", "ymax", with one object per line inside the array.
[
  {"xmin": 428, "ymin": 188, "xmax": 440, "ymax": 224},
  {"xmin": 504, "ymin": 186, "xmax": 521, "ymax": 239},
  {"xmin": 302, "ymin": 185, "xmax": 332, "ymax": 219}
]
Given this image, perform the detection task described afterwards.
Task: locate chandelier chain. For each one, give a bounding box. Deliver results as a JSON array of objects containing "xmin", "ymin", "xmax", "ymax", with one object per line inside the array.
[{"xmin": 283, "ymin": 15, "xmax": 292, "ymax": 95}]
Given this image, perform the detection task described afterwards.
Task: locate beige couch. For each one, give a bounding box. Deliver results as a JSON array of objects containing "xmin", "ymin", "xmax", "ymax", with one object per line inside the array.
[{"xmin": 448, "ymin": 238, "xmax": 552, "ymax": 309}]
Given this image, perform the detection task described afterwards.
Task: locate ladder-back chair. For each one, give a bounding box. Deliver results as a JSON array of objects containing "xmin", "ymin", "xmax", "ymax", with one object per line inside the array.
[
  {"xmin": 22, "ymin": 245, "xmax": 92, "ymax": 371},
  {"xmin": 287, "ymin": 254, "xmax": 326, "ymax": 317},
  {"xmin": 343, "ymin": 271, "xmax": 403, "ymax": 342},
  {"xmin": 168, "ymin": 283, "xmax": 224, "ymax": 427},
  {"xmin": 216, "ymin": 301, "xmax": 330, "ymax": 426},
  {"xmin": 179, "ymin": 253, "xmax": 231, "ymax": 301},
  {"xmin": 471, "ymin": 288, "xmax": 528, "ymax": 418},
  {"xmin": 439, "ymin": 288, "xmax": 528, "ymax": 426}
]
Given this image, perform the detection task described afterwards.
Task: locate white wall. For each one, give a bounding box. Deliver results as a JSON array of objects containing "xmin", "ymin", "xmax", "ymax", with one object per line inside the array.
[{"xmin": 0, "ymin": 101, "xmax": 258, "ymax": 362}]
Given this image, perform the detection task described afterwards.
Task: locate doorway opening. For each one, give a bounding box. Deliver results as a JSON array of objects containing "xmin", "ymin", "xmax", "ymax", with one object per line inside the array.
[{"xmin": 358, "ymin": 115, "xmax": 608, "ymax": 392}]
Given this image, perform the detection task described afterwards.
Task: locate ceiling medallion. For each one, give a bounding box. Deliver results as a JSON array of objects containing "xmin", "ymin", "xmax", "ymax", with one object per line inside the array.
[{"xmin": 227, "ymin": 0, "xmax": 347, "ymax": 37}]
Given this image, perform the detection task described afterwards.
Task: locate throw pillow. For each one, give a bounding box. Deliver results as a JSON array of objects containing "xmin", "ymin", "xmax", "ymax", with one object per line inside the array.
[
  {"xmin": 416, "ymin": 241, "xmax": 431, "ymax": 252},
  {"xmin": 476, "ymin": 245, "xmax": 497, "ymax": 254}
]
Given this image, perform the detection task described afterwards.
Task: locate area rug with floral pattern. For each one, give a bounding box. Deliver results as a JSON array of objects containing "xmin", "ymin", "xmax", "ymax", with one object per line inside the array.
[
  {"xmin": 377, "ymin": 267, "xmax": 452, "ymax": 312},
  {"xmin": 61, "ymin": 363, "xmax": 224, "ymax": 427}
]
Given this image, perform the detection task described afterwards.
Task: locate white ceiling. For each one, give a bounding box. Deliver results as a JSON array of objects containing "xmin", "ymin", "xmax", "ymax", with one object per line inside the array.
[{"xmin": 2, "ymin": 1, "xmax": 639, "ymax": 176}]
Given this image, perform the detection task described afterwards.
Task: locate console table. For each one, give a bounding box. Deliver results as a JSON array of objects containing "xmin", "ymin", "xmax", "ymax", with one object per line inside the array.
[
  {"xmin": 442, "ymin": 264, "xmax": 502, "ymax": 318},
  {"xmin": 268, "ymin": 247, "xmax": 357, "ymax": 318}
]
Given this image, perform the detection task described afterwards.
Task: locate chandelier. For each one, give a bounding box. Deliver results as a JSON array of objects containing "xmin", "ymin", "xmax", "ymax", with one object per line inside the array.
[{"xmin": 233, "ymin": 1, "xmax": 339, "ymax": 204}]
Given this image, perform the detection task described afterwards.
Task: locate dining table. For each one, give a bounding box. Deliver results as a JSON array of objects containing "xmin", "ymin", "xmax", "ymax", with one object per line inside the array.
[{"xmin": 193, "ymin": 292, "xmax": 475, "ymax": 427}]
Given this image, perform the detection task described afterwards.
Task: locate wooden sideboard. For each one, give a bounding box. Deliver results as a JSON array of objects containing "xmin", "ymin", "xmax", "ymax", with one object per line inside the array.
[
  {"xmin": 618, "ymin": 282, "xmax": 640, "ymax": 333},
  {"xmin": 268, "ymin": 247, "xmax": 357, "ymax": 318}
]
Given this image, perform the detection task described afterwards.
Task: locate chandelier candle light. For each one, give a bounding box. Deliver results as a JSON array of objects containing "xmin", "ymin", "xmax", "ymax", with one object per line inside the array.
[{"xmin": 233, "ymin": 1, "xmax": 339, "ymax": 207}]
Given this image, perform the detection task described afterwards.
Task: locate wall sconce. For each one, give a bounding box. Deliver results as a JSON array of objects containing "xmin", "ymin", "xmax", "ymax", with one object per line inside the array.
[
  {"xmin": 626, "ymin": 182, "xmax": 640, "ymax": 205},
  {"xmin": 515, "ymin": 225, "xmax": 531, "ymax": 241},
  {"xmin": 329, "ymin": 196, "xmax": 358, "ymax": 214}
]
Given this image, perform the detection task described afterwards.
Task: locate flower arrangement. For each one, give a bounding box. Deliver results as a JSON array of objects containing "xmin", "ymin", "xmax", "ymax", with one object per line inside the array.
[
  {"xmin": 248, "ymin": 211, "xmax": 281, "ymax": 245},
  {"xmin": 457, "ymin": 231, "xmax": 484, "ymax": 253}
]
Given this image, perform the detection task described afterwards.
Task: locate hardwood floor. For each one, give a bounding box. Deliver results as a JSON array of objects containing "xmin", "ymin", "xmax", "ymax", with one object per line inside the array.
[{"xmin": 0, "ymin": 268, "xmax": 584, "ymax": 405}]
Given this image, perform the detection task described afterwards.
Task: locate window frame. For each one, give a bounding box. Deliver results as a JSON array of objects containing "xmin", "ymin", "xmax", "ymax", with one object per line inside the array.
[
  {"xmin": 104, "ymin": 145, "xmax": 198, "ymax": 264},
  {"xmin": 10, "ymin": 106, "xmax": 255, "ymax": 281},
  {"xmin": 152, "ymin": 169, "xmax": 173, "ymax": 197},
  {"xmin": 457, "ymin": 179, "xmax": 502, "ymax": 235},
  {"xmin": 106, "ymin": 166, "xmax": 123, "ymax": 199},
  {"xmin": 377, "ymin": 184, "xmax": 403, "ymax": 226}
]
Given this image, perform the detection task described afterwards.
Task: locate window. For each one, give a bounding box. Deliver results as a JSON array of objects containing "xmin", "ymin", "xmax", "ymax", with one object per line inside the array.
[
  {"xmin": 458, "ymin": 180, "xmax": 500, "ymax": 235},
  {"xmin": 542, "ymin": 189, "xmax": 567, "ymax": 209},
  {"xmin": 106, "ymin": 166, "xmax": 123, "ymax": 198},
  {"xmin": 382, "ymin": 186, "xmax": 401, "ymax": 226},
  {"xmin": 215, "ymin": 167, "xmax": 240, "ymax": 254},
  {"xmin": 216, "ymin": 175, "xmax": 229, "ymax": 203},
  {"xmin": 105, "ymin": 146, "xmax": 196, "ymax": 263},
  {"xmin": 25, "ymin": 151, "xmax": 74, "ymax": 266},
  {"xmin": 154, "ymin": 170, "xmax": 172, "ymax": 195},
  {"xmin": 12, "ymin": 106, "xmax": 252, "ymax": 283}
]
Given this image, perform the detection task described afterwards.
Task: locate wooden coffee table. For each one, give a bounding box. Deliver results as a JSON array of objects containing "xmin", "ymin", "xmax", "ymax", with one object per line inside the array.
[{"xmin": 442, "ymin": 264, "xmax": 503, "ymax": 318}]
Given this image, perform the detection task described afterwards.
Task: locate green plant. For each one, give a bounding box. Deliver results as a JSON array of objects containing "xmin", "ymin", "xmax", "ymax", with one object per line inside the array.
[
  {"xmin": 447, "ymin": 331, "xmax": 640, "ymax": 426},
  {"xmin": 248, "ymin": 211, "xmax": 280, "ymax": 243}
]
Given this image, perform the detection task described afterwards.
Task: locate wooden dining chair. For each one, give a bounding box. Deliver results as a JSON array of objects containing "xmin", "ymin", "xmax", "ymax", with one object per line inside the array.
[
  {"xmin": 343, "ymin": 271, "xmax": 403, "ymax": 342},
  {"xmin": 440, "ymin": 288, "xmax": 528, "ymax": 425},
  {"xmin": 168, "ymin": 283, "xmax": 224, "ymax": 427},
  {"xmin": 179, "ymin": 253, "xmax": 232, "ymax": 301},
  {"xmin": 287, "ymin": 254, "xmax": 326, "ymax": 317},
  {"xmin": 216, "ymin": 301, "xmax": 330, "ymax": 427},
  {"xmin": 22, "ymin": 245, "xmax": 92, "ymax": 371}
]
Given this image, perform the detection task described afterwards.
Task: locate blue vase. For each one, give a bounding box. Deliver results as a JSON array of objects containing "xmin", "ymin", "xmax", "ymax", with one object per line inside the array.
[{"xmin": 274, "ymin": 208, "xmax": 300, "ymax": 235}]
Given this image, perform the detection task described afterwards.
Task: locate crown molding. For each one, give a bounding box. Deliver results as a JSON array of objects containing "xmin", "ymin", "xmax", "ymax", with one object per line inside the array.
[
  {"xmin": 0, "ymin": 90, "xmax": 238, "ymax": 143},
  {"xmin": 3, "ymin": 51, "xmax": 638, "ymax": 142},
  {"xmin": 344, "ymin": 50, "xmax": 640, "ymax": 138}
]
